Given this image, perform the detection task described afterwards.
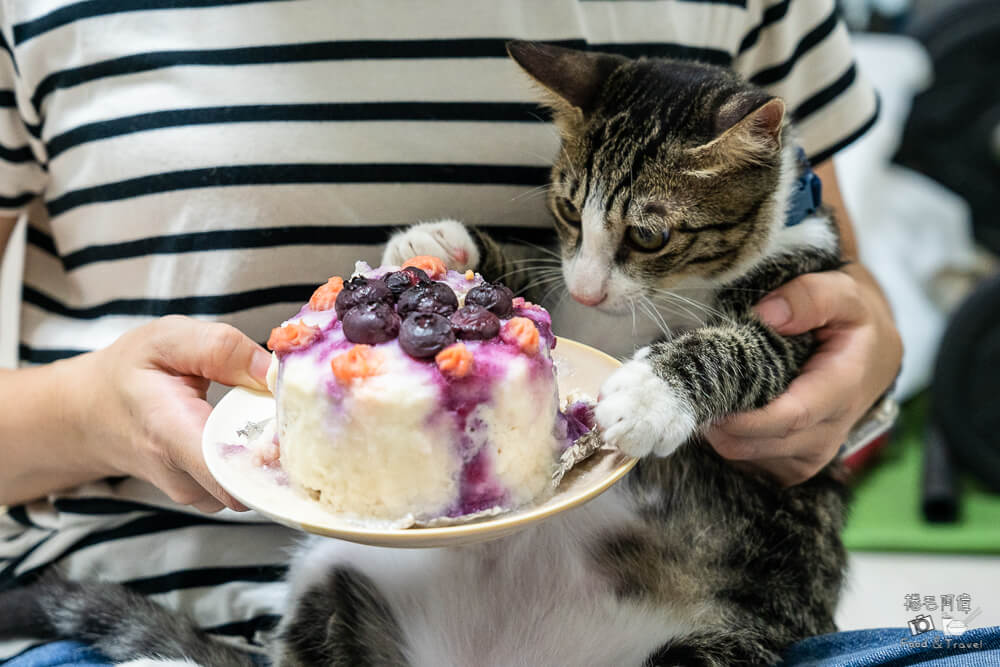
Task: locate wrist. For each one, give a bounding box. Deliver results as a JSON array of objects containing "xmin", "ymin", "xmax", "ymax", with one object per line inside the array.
[
  {"xmin": 46, "ymin": 351, "xmax": 120, "ymax": 479},
  {"xmin": 0, "ymin": 351, "xmax": 117, "ymax": 505}
]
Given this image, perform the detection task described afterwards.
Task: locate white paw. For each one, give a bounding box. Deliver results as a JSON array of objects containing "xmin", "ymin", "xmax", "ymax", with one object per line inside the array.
[
  {"xmin": 382, "ymin": 220, "xmax": 480, "ymax": 271},
  {"xmin": 595, "ymin": 358, "xmax": 697, "ymax": 458}
]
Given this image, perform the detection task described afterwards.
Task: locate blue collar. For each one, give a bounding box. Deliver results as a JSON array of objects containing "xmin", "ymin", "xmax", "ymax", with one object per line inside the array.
[{"xmin": 785, "ymin": 147, "xmax": 823, "ymax": 227}]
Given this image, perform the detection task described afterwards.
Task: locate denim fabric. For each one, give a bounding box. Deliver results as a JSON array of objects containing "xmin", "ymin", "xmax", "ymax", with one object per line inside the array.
[
  {"xmin": 784, "ymin": 626, "xmax": 1000, "ymax": 666},
  {"xmin": 7, "ymin": 629, "xmax": 1000, "ymax": 666},
  {"xmin": 2, "ymin": 641, "xmax": 271, "ymax": 666},
  {"xmin": 3, "ymin": 642, "xmax": 109, "ymax": 667}
]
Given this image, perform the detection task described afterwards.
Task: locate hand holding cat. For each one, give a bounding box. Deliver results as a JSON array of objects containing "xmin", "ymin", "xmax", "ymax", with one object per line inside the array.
[
  {"xmin": 74, "ymin": 316, "xmax": 269, "ymax": 512},
  {"xmin": 706, "ymin": 263, "xmax": 902, "ymax": 486}
]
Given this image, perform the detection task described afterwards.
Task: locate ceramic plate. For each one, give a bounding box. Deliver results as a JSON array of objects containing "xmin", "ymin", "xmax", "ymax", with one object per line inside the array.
[{"xmin": 202, "ymin": 337, "xmax": 636, "ymax": 548}]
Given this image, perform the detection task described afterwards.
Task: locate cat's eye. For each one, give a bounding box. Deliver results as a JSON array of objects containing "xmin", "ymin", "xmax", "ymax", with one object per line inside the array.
[
  {"xmin": 625, "ymin": 226, "xmax": 670, "ymax": 252},
  {"xmin": 554, "ymin": 197, "xmax": 582, "ymax": 227}
]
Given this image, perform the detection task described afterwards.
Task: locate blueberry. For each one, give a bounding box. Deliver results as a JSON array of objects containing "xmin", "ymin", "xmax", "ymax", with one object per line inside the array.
[
  {"xmin": 396, "ymin": 282, "xmax": 459, "ymax": 318},
  {"xmin": 335, "ymin": 276, "xmax": 393, "ymax": 319},
  {"xmin": 450, "ymin": 305, "xmax": 501, "ymax": 340},
  {"xmin": 399, "ymin": 312, "xmax": 456, "ymax": 358},
  {"xmin": 384, "ymin": 266, "xmax": 430, "ymax": 297},
  {"xmin": 465, "ymin": 283, "xmax": 514, "ymax": 318},
  {"xmin": 342, "ymin": 302, "xmax": 400, "ymax": 344}
]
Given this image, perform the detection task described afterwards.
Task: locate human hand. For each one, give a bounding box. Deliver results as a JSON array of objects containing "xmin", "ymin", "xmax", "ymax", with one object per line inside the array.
[
  {"xmin": 706, "ymin": 264, "xmax": 902, "ymax": 486},
  {"xmin": 76, "ymin": 316, "xmax": 271, "ymax": 512}
]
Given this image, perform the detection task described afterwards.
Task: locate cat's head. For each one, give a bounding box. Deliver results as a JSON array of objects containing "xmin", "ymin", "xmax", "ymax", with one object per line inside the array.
[{"xmin": 508, "ymin": 41, "xmax": 794, "ymax": 313}]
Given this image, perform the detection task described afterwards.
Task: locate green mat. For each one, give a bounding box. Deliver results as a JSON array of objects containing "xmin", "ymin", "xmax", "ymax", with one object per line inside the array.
[{"xmin": 843, "ymin": 395, "xmax": 1000, "ymax": 554}]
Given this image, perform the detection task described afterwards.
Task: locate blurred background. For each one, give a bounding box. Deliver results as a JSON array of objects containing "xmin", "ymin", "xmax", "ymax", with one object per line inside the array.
[
  {"xmin": 1, "ymin": 0, "xmax": 998, "ymax": 633},
  {"xmin": 827, "ymin": 0, "xmax": 1000, "ymax": 632}
]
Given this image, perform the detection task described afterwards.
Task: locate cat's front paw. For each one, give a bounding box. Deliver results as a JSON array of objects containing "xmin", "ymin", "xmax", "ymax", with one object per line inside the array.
[
  {"xmin": 383, "ymin": 220, "xmax": 480, "ymax": 271},
  {"xmin": 596, "ymin": 358, "xmax": 697, "ymax": 458}
]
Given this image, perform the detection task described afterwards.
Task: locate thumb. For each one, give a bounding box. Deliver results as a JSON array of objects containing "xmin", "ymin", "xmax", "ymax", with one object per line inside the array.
[
  {"xmin": 169, "ymin": 397, "xmax": 249, "ymax": 511},
  {"xmin": 754, "ymin": 270, "xmax": 865, "ymax": 336},
  {"xmin": 151, "ymin": 316, "xmax": 271, "ymax": 391}
]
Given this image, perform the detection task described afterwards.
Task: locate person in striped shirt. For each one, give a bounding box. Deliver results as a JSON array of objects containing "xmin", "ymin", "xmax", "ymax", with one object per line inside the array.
[{"xmin": 0, "ymin": 1, "xmax": 902, "ymax": 663}]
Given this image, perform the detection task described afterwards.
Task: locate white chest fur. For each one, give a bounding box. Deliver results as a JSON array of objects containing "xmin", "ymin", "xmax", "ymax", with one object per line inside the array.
[{"xmin": 284, "ymin": 489, "xmax": 695, "ymax": 667}]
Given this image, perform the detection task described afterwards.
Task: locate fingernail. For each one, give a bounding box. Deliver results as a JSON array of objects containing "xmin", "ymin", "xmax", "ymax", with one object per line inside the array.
[
  {"xmin": 250, "ymin": 349, "xmax": 272, "ymax": 388},
  {"xmin": 756, "ymin": 296, "xmax": 791, "ymax": 327}
]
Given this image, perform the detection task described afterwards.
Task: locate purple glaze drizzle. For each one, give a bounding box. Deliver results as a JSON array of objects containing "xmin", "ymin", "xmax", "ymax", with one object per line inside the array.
[
  {"xmin": 450, "ymin": 448, "xmax": 509, "ymax": 516},
  {"xmin": 563, "ymin": 400, "xmax": 596, "ymax": 444},
  {"xmin": 219, "ymin": 443, "xmax": 246, "ymax": 458}
]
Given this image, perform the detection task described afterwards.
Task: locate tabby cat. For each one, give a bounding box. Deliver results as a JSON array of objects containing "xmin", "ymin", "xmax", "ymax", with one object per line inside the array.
[{"xmin": 0, "ymin": 41, "xmax": 851, "ymax": 666}]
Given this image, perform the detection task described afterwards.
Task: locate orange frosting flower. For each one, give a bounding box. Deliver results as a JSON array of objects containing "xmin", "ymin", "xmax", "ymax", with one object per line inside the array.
[
  {"xmin": 435, "ymin": 343, "xmax": 474, "ymax": 378},
  {"xmin": 331, "ymin": 344, "xmax": 384, "ymax": 383},
  {"xmin": 502, "ymin": 317, "xmax": 540, "ymax": 355},
  {"xmin": 402, "ymin": 255, "xmax": 447, "ymax": 279},
  {"xmin": 267, "ymin": 321, "xmax": 321, "ymax": 354},
  {"xmin": 309, "ymin": 276, "xmax": 344, "ymax": 311}
]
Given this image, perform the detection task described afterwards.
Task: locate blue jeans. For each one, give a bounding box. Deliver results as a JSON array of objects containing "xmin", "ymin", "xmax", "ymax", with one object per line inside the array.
[
  {"xmin": 785, "ymin": 627, "xmax": 1000, "ymax": 666},
  {"xmin": 6, "ymin": 629, "xmax": 1000, "ymax": 665},
  {"xmin": 3, "ymin": 641, "xmax": 269, "ymax": 666}
]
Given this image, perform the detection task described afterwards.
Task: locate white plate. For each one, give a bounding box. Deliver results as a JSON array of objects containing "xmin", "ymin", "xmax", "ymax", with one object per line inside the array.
[{"xmin": 203, "ymin": 337, "xmax": 636, "ymax": 548}]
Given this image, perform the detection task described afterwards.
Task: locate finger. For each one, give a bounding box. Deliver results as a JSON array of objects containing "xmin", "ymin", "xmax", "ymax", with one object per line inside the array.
[
  {"xmin": 163, "ymin": 400, "xmax": 250, "ymax": 512},
  {"xmin": 735, "ymin": 456, "xmax": 829, "ymax": 488},
  {"xmin": 707, "ymin": 419, "xmax": 845, "ymax": 463},
  {"xmin": 709, "ymin": 388, "xmax": 820, "ymax": 440},
  {"xmin": 180, "ymin": 450, "xmax": 249, "ymax": 512},
  {"xmin": 194, "ymin": 498, "xmax": 226, "ymax": 514},
  {"xmin": 152, "ymin": 316, "xmax": 271, "ymax": 391},
  {"xmin": 156, "ymin": 461, "xmax": 248, "ymax": 512},
  {"xmin": 155, "ymin": 469, "xmax": 219, "ymax": 507},
  {"xmin": 711, "ymin": 334, "xmax": 868, "ymax": 440},
  {"xmin": 754, "ymin": 271, "xmax": 866, "ymax": 336}
]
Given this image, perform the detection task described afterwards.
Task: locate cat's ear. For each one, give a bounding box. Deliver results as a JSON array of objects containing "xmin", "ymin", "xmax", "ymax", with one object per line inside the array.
[
  {"xmin": 686, "ymin": 96, "xmax": 786, "ymax": 174},
  {"xmin": 506, "ymin": 40, "xmax": 626, "ymax": 113}
]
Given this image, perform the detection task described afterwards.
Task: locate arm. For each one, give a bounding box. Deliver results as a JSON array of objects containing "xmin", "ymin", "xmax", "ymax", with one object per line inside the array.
[
  {"xmin": 0, "ymin": 217, "xmax": 103, "ymax": 502},
  {"xmin": 596, "ymin": 314, "xmax": 816, "ymax": 459},
  {"xmin": 706, "ymin": 161, "xmax": 903, "ymax": 485}
]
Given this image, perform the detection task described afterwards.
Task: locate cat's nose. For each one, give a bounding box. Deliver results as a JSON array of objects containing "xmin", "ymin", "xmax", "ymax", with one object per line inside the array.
[{"xmin": 570, "ymin": 289, "xmax": 607, "ymax": 306}]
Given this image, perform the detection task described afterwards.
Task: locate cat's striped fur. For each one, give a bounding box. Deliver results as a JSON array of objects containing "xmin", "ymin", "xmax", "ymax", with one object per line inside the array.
[{"xmin": 0, "ymin": 42, "xmax": 852, "ymax": 666}]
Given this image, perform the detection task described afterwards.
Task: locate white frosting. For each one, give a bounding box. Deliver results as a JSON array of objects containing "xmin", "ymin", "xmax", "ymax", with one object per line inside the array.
[
  {"xmin": 469, "ymin": 354, "xmax": 561, "ymax": 509},
  {"xmin": 277, "ymin": 343, "xmax": 462, "ymax": 521}
]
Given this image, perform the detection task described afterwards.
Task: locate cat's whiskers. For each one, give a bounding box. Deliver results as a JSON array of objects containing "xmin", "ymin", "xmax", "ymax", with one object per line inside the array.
[
  {"xmin": 539, "ymin": 277, "xmax": 568, "ymax": 306},
  {"xmin": 505, "ymin": 256, "xmax": 562, "ymax": 263},
  {"xmin": 639, "ymin": 295, "xmax": 672, "ymax": 339},
  {"xmin": 627, "ymin": 296, "xmax": 638, "ymax": 334},
  {"xmin": 493, "ymin": 262, "xmax": 562, "ymax": 284},
  {"xmin": 649, "ymin": 294, "xmax": 709, "ymax": 327},
  {"xmin": 649, "ymin": 288, "xmax": 732, "ymax": 325},
  {"xmin": 530, "ymin": 276, "xmax": 568, "ymax": 292},
  {"xmin": 510, "ymin": 183, "xmax": 553, "ymax": 202},
  {"xmin": 671, "ymin": 285, "xmax": 770, "ymax": 296},
  {"xmin": 637, "ymin": 299, "xmax": 657, "ymax": 336},
  {"xmin": 511, "ymin": 239, "xmax": 562, "ymax": 261}
]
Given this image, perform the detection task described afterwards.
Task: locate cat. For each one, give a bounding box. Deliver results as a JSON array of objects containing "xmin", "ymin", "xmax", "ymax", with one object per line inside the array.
[{"xmin": 0, "ymin": 41, "xmax": 852, "ymax": 666}]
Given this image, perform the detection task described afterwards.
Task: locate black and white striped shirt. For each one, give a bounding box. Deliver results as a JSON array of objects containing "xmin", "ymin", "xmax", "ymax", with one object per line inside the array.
[{"xmin": 0, "ymin": 0, "xmax": 878, "ymax": 659}]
